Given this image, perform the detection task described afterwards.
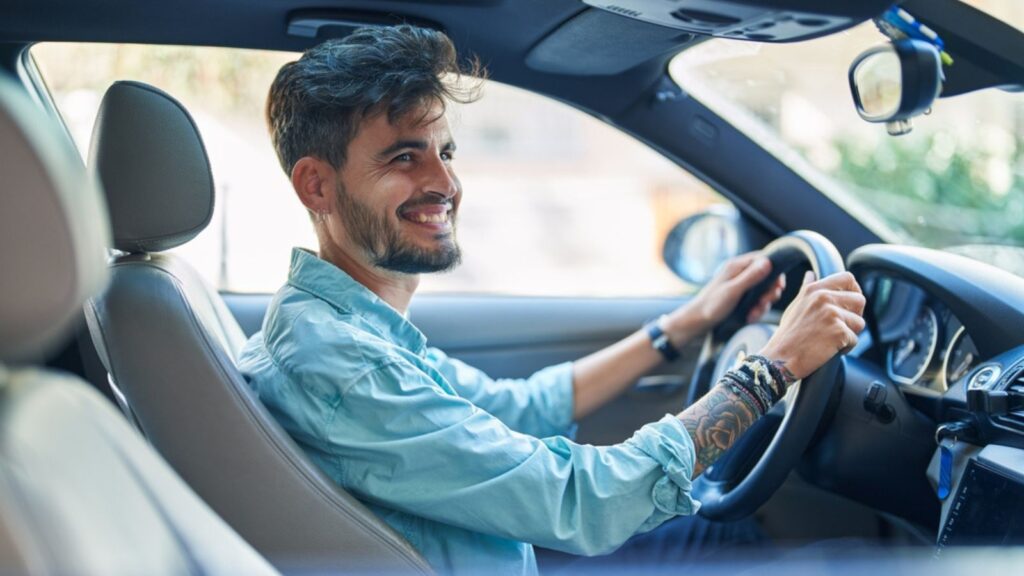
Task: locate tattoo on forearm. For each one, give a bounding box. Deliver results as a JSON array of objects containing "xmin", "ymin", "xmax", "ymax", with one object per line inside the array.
[{"xmin": 679, "ymin": 384, "xmax": 759, "ymax": 477}]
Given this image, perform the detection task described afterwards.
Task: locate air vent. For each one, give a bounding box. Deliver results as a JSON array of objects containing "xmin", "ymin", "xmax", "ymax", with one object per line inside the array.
[
  {"xmin": 1010, "ymin": 371, "xmax": 1024, "ymax": 394},
  {"xmin": 605, "ymin": 5, "xmax": 642, "ymax": 18},
  {"xmin": 995, "ymin": 367, "xmax": 1024, "ymax": 431}
]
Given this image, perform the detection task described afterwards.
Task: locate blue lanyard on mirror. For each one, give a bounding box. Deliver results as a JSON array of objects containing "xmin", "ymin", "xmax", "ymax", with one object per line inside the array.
[{"xmin": 875, "ymin": 6, "xmax": 954, "ymax": 67}]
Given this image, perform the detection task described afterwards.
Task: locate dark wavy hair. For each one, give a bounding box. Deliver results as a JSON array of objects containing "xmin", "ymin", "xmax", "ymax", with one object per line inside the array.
[{"xmin": 267, "ymin": 25, "xmax": 484, "ymax": 176}]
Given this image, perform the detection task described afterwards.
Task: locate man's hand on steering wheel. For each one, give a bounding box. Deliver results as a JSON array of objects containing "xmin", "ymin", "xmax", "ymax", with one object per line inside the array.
[
  {"xmin": 676, "ymin": 265, "xmax": 865, "ymax": 478},
  {"xmin": 662, "ymin": 252, "xmax": 786, "ymax": 346},
  {"xmin": 760, "ymin": 270, "xmax": 866, "ymax": 381},
  {"xmin": 669, "ymin": 232, "xmax": 867, "ymax": 519}
]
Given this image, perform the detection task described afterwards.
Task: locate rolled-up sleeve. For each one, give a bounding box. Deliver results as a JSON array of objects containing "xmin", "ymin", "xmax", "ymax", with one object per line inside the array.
[
  {"xmin": 319, "ymin": 359, "xmax": 699, "ymax": 557},
  {"xmin": 624, "ymin": 415, "xmax": 702, "ymax": 529},
  {"xmin": 425, "ymin": 347, "xmax": 575, "ymax": 438}
]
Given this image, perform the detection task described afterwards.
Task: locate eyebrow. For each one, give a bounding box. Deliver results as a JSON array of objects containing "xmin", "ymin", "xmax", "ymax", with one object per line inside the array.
[{"xmin": 376, "ymin": 139, "xmax": 456, "ymax": 160}]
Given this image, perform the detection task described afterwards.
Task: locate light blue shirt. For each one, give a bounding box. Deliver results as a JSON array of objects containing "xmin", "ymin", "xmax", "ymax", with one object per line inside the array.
[{"xmin": 238, "ymin": 248, "xmax": 699, "ymax": 575}]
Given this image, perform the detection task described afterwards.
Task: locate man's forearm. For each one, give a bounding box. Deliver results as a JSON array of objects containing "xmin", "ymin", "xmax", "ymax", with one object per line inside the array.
[
  {"xmin": 677, "ymin": 356, "xmax": 785, "ymax": 477},
  {"xmin": 571, "ymin": 308, "xmax": 704, "ymax": 420},
  {"xmin": 677, "ymin": 384, "xmax": 759, "ymax": 477},
  {"xmin": 571, "ymin": 329, "xmax": 662, "ymax": 420}
]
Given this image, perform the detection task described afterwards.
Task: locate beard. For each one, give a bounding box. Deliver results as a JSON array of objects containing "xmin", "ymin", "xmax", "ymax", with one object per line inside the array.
[{"xmin": 334, "ymin": 181, "xmax": 461, "ymax": 274}]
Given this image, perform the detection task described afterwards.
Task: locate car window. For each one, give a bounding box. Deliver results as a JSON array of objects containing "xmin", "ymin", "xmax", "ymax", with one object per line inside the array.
[{"xmin": 32, "ymin": 42, "xmax": 731, "ymax": 297}]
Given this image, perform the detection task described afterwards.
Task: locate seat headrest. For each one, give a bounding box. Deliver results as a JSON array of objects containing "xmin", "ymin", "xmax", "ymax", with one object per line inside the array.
[
  {"xmin": 0, "ymin": 76, "xmax": 111, "ymax": 363},
  {"xmin": 89, "ymin": 81, "xmax": 214, "ymax": 253}
]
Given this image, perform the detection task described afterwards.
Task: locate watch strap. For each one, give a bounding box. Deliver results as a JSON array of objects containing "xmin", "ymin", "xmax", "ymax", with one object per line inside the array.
[{"xmin": 644, "ymin": 315, "xmax": 680, "ymax": 362}]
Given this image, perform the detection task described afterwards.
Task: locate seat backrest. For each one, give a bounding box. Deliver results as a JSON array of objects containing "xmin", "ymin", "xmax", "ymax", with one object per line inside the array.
[
  {"xmin": 85, "ymin": 80, "xmax": 431, "ymax": 574},
  {"xmin": 0, "ymin": 74, "xmax": 277, "ymax": 576}
]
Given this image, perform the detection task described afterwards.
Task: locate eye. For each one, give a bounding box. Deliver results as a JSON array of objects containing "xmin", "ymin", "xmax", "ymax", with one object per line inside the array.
[
  {"xmin": 392, "ymin": 152, "xmax": 413, "ymax": 163},
  {"xmin": 441, "ymin": 151, "xmax": 454, "ymax": 162}
]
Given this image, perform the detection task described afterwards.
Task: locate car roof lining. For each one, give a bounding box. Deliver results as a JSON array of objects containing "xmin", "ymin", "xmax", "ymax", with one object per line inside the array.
[
  {"xmin": 0, "ymin": 1, "xmax": 884, "ymax": 113},
  {"xmin": 525, "ymin": 8, "xmax": 698, "ymax": 76}
]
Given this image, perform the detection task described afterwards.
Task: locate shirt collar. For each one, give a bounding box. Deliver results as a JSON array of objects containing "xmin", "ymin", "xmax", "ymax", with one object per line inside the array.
[{"xmin": 287, "ymin": 248, "xmax": 427, "ymax": 355}]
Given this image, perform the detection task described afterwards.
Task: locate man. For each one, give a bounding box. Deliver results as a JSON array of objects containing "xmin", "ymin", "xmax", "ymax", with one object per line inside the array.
[{"xmin": 239, "ymin": 25, "xmax": 865, "ymax": 575}]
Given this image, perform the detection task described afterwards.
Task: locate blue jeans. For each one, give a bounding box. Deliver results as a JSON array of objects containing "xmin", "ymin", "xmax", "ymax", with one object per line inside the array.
[{"xmin": 538, "ymin": 513, "xmax": 769, "ymax": 573}]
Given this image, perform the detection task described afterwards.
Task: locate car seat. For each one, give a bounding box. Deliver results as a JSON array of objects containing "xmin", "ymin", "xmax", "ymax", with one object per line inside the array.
[
  {"xmin": 83, "ymin": 81, "xmax": 431, "ymax": 573},
  {"xmin": 0, "ymin": 74, "xmax": 277, "ymax": 576}
]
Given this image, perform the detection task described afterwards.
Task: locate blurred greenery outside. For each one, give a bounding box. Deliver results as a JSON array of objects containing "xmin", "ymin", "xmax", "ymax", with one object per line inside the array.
[
  {"xmin": 670, "ymin": 2, "xmax": 1024, "ymax": 277},
  {"xmin": 727, "ymin": 84, "xmax": 1024, "ymax": 248},
  {"xmin": 827, "ymin": 131, "xmax": 1024, "ymax": 249}
]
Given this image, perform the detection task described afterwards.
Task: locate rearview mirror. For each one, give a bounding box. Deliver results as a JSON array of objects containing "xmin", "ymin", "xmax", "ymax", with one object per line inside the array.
[
  {"xmin": 849, "ymin": 39, "xmax": 943, "ymax": 135},
  {"xmin": 663, "ymin": 206, "xmax": 742, "ymax": 286}
]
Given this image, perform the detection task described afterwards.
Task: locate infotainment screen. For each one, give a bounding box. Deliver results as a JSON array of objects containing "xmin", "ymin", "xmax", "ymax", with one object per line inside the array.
[{"xmin": 936, "ymin": 459, "xmax": 1024, "ymax": 551}]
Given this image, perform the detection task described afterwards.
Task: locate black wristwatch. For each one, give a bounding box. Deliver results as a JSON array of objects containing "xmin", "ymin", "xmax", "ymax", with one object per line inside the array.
[{"xmin": 644, "ymin": 315, "xmax": 680, "ymax": 362}]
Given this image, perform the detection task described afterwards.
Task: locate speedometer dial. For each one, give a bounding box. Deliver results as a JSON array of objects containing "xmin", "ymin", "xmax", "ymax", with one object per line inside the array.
[
  {"xmin": 887, "ymin": 306, "xmax": 939, "ymax": 385},
  {"xmin": 942, "ymin": 327, "xmax": 979, "ymax": 390}
]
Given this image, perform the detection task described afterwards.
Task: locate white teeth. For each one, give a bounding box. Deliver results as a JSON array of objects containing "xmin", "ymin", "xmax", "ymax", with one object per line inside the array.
[{"xmin": 411, "ymin": 212, "xmax": 449, "ymax": 224}]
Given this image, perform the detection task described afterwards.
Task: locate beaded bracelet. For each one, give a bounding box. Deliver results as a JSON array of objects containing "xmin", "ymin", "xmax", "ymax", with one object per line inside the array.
[
  {"xmin": 717, "ymin": 356, "xmax": 783, "ymax": 417},
  {"xmin": 738, "ymin": 356, "xmax": 783, "ymax": 404},
  {"xmin": 721, "ymin": 372, "xmax": 769, "ymax": 416},
  {"xmin": 746, "ymin": 354, "xmax": 795, "ymax": 398}
]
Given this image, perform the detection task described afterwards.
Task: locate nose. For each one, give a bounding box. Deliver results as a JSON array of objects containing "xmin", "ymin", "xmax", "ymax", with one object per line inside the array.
[{"xmin": 423, "ymin": 153, "xmax": 459, "ymax": 200}]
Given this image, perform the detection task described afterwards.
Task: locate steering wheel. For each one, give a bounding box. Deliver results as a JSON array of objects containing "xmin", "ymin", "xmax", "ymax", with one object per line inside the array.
[{"xmin": 688, "ymin": 230, "xmax": 846, "ymax": 521}]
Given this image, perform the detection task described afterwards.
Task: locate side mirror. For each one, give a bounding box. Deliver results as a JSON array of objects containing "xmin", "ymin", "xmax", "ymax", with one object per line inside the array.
[
  {"xmin": 849, "ymin": 39, "xmax": 943, "ymax": 135},
  {"xmin": 663, "ymin": 206, "xmax": 743, "ymax": 286}
]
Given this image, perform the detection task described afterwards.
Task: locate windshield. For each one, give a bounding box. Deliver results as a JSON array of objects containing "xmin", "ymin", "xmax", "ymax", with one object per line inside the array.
[{"xmin": 669, "ymin": 1, "xmax": 1024, "ymax": 273}]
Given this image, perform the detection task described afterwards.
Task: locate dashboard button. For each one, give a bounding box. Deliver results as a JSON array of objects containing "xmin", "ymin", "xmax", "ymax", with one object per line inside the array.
[{"xmin": 969, "ymin": 365, "xmax": 1001, "ymax": 390}]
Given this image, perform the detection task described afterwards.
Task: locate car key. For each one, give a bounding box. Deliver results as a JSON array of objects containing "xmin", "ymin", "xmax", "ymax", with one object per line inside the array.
[{"xmin": 935, "ymin": 421, "xmax": 974, "ymax": 500}]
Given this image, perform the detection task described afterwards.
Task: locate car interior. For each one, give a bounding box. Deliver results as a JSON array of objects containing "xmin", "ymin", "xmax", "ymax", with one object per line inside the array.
[{"xmin": 2, "ymin": 0, "xmax": 1024, "ymax": 574}]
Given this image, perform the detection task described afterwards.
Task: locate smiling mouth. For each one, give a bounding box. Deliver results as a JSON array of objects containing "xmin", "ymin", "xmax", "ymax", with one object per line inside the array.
[
  {"xmin": 398, "ymin": 202, "xmax": 454, "ymax": 226},
  {"xmin": 405, "ymin": 211, "xmax": 450, "ymax": 224}
]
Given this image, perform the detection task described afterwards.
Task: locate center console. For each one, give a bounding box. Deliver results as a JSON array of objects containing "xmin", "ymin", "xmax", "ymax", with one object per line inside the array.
[{"xmin": 932, "ymin": 444, "xmax": 1024, "ymax": 552}]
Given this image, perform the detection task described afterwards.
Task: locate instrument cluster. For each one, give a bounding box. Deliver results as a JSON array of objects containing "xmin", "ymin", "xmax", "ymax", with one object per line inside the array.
[{"xmin": 868, "ymin": 275, "xmax": 980, "ymax": 392}]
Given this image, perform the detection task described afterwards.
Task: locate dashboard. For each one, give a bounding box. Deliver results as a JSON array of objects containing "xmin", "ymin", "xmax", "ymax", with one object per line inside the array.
[
  {"xmin": 867, "ymin": 275, "xmax": 981, "ymax": 393},
  {"xmin": 793, "ymin": 243, "xmax": 1024, "ymax": 543}
]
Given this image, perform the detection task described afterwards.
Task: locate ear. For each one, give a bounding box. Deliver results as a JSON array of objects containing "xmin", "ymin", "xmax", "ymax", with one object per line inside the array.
[{"xmin": 291, "ymin": 156, "xmax": 337, "ymax": 215}]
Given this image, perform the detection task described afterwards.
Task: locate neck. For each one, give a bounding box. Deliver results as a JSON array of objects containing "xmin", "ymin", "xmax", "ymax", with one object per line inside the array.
[{"xmin": 317, "ymin": 241, "xmax": 418, "ymax": 314}]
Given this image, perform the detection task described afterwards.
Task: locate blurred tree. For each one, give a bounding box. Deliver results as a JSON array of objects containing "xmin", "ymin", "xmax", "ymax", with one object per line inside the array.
[{"xmin": 827, "ymin": 131, "xmax": 1024, "ymax": 248}]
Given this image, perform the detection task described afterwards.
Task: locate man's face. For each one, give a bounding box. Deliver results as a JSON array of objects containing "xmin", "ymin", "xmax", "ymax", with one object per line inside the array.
[{"xmin": 330, "ymin": 101, "xmax": 462, "ymax": 274}]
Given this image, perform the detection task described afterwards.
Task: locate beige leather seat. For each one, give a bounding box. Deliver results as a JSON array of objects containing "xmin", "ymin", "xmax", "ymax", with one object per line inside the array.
[
  {"xmin": 84, "ymin": 81, "xmax": 431, "ymax": 574},
  {"xmin": 0, "ymin": 75, "xmax": 277, "ymax": 575}
]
